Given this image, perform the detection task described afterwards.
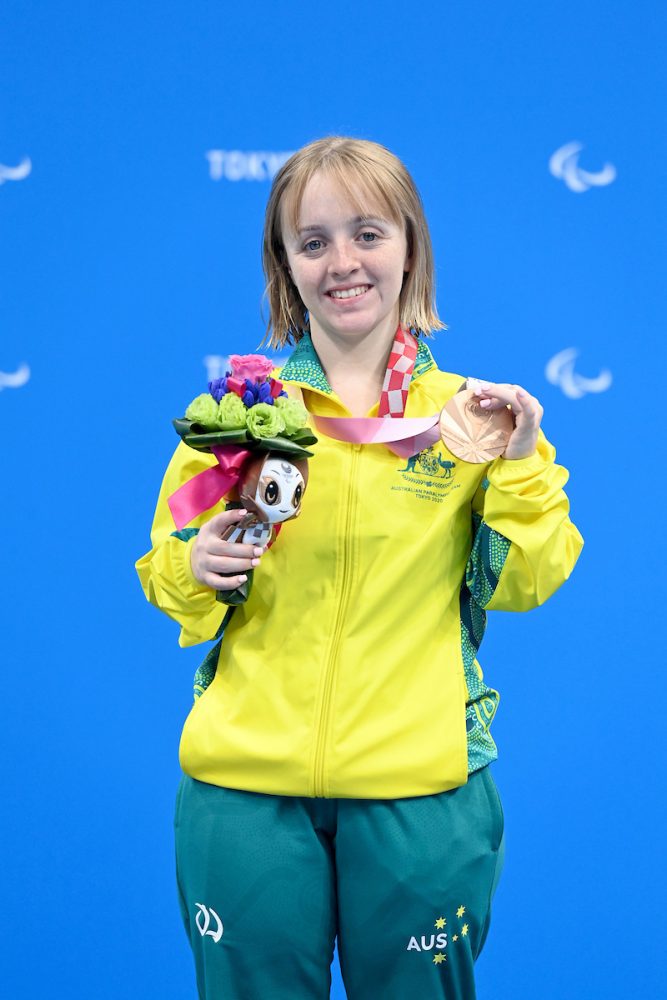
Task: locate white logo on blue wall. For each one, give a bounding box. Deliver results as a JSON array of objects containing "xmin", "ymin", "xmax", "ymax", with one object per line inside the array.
[
  {"xmin": 195, "ymin": 903, "xmax": 224, "ymax": 942},
  {"xmin": 549, "ymin": 142, "xmax": 616, "ymax": 193},
  {"xmin": 0, "ymin": 158, "xmax": 31, "ymax": 185},
  {"xmin": 204, "ymin": 355, "xmax": 228, "ymax": 381},
  {"xmin": 206, "ymin": 150, "xmax": 295, "ymax": 181},
  {"xmin": 545, "ymin": 348, "xmax": 612, "ymax": 399},
  {"xmin": 0, "ymin": 364, "xmax": 30, "ymax": 391}
]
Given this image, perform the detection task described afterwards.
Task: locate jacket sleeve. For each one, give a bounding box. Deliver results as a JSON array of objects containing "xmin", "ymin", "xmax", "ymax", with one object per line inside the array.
[
  {"xmin": 466, "ymin": 428, "xmax": 584, "ymax": 612},
  {"xmin": 135, "ymin": 440, "xmax": 228, "ymax": 647}
]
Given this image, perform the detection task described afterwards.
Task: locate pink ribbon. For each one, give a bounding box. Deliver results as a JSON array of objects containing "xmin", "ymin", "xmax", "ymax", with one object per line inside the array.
[
  {"xmin": 311, "ymin": 414, "xmax": 441, "ymax": 458},
  {"xmin": 168, "ymin": 445, "xmax": 251, "ymax": 530}
]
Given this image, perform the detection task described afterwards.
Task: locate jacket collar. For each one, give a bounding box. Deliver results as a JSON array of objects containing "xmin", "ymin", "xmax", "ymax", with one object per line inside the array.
[{"xmin": 279, "ymin": 331, "xmax": 437, "ymax": 394}]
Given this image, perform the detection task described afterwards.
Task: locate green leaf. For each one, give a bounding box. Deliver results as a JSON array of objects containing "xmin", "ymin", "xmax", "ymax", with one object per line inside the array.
[{"xmin": 172, "ymin": 418, "xmax": 317, "ymax": 457}]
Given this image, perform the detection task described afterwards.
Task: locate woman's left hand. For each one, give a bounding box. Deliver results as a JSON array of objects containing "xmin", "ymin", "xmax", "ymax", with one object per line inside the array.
[{"xmin": 471, "ymin": 382, "xmax": 544, "ymax": 460}]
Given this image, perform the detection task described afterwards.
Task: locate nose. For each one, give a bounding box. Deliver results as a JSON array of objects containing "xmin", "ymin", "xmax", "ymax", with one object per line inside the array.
[{"xmin": 328, "ymin": 239, "xmax": 360, "ymax": 277}]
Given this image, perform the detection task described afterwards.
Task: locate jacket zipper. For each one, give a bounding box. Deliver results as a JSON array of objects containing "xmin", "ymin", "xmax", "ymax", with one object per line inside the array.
[{"xmin": 312, "ymin": 442, "xmax": 361, "ymax": 797}]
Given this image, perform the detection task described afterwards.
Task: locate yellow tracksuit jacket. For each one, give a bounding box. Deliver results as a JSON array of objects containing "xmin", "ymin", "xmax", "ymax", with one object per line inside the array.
[{"xmin": 136, "ymin": 335, "xmax": 584, "ymax": 799}]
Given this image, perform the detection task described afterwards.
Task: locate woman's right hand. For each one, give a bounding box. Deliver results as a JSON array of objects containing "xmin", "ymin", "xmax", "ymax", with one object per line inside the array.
[{"xmin": 190, "ymin": 509, "xmax": 264, "ymax": 591}]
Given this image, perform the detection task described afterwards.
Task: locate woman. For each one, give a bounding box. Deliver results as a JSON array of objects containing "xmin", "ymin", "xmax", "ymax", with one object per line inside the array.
[{"xmin": 136, "ymin": 136, "xmax": 583, "ymax": 999}]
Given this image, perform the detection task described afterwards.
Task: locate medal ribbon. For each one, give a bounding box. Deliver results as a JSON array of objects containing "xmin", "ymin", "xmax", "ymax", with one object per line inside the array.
[
  {"xmin": 310, "ymin": 325, "xmax": 441, "ymax": 456},
  {"xmin": 378, "ymin": 325, "xmax": 419, "ymax": 416}
]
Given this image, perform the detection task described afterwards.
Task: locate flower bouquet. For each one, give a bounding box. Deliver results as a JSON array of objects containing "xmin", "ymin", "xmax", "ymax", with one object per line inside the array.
[{"xmin": 173, "ymin": 353, "xmax": 317, "ymax": 457}]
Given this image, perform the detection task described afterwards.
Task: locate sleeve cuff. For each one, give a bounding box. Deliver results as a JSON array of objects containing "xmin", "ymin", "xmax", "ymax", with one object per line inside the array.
[
  {"xmin": 490, "ymin": 449, "xmax": 550, "ymax": 474},
  {"xmin": 178, "ymin": 533, "xmax": 214, "ymax": 595},
  {"xmin": 484, "ymin": 430, "xmax": 567, "ymax": 501}
]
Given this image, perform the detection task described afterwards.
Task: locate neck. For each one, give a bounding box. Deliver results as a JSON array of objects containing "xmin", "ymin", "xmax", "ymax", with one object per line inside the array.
[{"xmin": 310, "ymin": 315, "xmax": 401, "ymax": 417}]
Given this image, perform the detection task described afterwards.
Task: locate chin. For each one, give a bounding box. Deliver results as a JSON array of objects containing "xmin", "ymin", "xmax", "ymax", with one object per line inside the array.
[{"xmin": 324, "ymin": 310, "xmax": 384, "ymax": 329}]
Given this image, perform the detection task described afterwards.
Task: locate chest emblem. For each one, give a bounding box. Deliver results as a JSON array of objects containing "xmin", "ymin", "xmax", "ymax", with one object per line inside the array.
[
  {"xmin": 398, "ymin": 446, "xmax": 455, "ymax": 479},
  {"xmin": 392, "ymin": 446, "xmax": 460, "ymax": 504}
]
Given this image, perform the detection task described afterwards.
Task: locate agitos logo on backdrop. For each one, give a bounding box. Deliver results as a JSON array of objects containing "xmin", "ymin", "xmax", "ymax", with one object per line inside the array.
[
  {"xmin": 549, "ymin": 142, "xmax": 616, "ymax": 193},
  {"xmin": 0, "ymin": 157, "xmax": 31, "ymax": 185},
  {"xmin": 0, "ymin": 364, "xmax": 30, "ymax": 391},
  {"xmin": 206, "ymin": 150, "xmax": 295, "ymax": 181}
]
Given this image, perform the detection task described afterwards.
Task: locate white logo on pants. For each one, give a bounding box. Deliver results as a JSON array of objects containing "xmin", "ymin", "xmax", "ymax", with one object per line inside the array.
[{"xmin": 195, "ymin": 903, "xmax": 224, "ymax": 943}]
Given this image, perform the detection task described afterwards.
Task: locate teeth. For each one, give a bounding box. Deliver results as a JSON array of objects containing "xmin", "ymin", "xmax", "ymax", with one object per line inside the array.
[{"xmin": 329, "ymin": 285, "xmax": 370, "ymax": 299}]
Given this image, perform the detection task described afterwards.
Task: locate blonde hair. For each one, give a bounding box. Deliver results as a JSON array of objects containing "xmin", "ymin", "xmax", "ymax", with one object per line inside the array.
[{"xmin": 260, "ymin": 136, "xmax": 447, "ymax": 349}]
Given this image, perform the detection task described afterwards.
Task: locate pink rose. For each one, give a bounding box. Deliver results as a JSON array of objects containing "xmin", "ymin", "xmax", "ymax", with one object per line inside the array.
[{"xmin": 229, "ymin": 354, "xmax": 274, "ymax": 382}]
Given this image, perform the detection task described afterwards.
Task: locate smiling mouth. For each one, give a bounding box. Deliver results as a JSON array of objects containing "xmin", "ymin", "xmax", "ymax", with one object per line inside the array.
[{"xmin": 326, "ymin": 284, "xmax": 372, "ymax": 301}]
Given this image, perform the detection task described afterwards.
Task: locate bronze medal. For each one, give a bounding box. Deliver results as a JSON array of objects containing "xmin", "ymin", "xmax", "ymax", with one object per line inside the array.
[{"xmin": 439, "ymin": 388, "xmax": 514, "ymax": 463}]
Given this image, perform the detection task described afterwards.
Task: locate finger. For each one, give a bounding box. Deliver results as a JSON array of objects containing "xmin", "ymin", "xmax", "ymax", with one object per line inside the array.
[
  {"xmin": 474, "ymin": 383, "xmax": 521, "ymax": 406},
  {"xmin": 204, "ymin": 554, "xmax": 261, "ymax": 575},
  {"xmin": 514, "ymin": 389, "xmax": 543, "ymax": 424},
  {"xmin": 203, "ymin": 509, "xmax": 250, "ymax": 534},
  {"xmin": 206, "ymin": 537, "xmax": 266, "ymax": 559},
  {"xmin": 476, "ymin": 384, "xmax": 536, "ymax": 416},
  {"xmin": 202, "ymin": 571, "xmax": 248, "ymax": 591},
  {"xmin": 478, "ymin": 397, "xmax": 518, "ymax": 412}
]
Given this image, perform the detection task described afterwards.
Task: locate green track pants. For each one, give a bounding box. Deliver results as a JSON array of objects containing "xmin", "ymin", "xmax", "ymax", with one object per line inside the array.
[{"xmin": 174, "ymin": 765, "xmax": 505, "ymax": 999}]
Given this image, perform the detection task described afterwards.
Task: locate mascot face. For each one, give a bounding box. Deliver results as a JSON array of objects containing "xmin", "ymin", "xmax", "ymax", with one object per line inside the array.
[{"xmin": 245, "ymin": 455, "xmax": 307, "ymax": 524}]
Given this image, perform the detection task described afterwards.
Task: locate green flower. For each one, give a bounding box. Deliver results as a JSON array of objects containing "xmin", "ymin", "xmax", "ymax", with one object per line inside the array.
[
  {"xmin": 185, "ymin": 393, "xmax": 219, "ymax": 428},
  {"xmin": 215, "ymin": 392, "xmax": 248, "ymax": 430},
  {"xmin": 246, "ymin": 402, "xmax": 286, "ymax": 439},
  {"xmin": 274, "ymin": 396, "xmax": 309, "ymax": 435}
]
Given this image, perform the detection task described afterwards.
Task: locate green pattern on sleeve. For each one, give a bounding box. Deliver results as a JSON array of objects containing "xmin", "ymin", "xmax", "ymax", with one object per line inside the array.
[
  {"xmin": 459, "ymin": 511, "xmax": 511, "ymax": 773},
  {"xmin": 192, "ymin": 606, "xmax": 236, "ymax": 700},
  {"xmin": 169, "ymin": 529, "xmax": 236, "ymax": 701},
  {"xmin": 171, "ymin": 527, "xmax": 200, "ymax": 542},
  {"xmin": 465, "ymin": 513, "xmax": 511, "ymax": 609}
]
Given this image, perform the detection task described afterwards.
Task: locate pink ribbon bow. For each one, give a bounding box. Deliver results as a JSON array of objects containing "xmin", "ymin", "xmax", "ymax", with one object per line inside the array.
[{"xmin": 167, "ymin": 445, "xmax": 251, "ymax": 530}]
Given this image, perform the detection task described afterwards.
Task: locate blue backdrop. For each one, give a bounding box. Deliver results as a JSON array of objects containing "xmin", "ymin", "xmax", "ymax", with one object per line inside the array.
[{"xmin": 2, "ymin": 2, "xmax": 665, "ymax": 997}]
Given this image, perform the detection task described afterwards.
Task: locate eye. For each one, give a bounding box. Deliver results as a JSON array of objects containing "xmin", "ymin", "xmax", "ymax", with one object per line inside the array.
[
  {"xmin": 359, "ymin": 231, "xmax": 379, "ymax": 243},
  {"xmin": 292, "ymin": 483, "xmax": 303, "ymax": 507},
  {"xmin": 303, "ymin": 239, "xmax": 323, "ymax": 252},
  {"xmin": 262, "ymin": 479, "xmax": 280, "ymax": 505}
]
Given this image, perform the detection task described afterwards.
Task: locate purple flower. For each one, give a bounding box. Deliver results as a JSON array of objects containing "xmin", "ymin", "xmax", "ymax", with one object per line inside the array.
[
  {"xmin": 258, "ymin": 382, "xmax": 273, "ymax": 404},
  {"xmin": 208, "ymin": 376, "xmax": 228, "ymax": 403},
  {"xmin": 278, "ymin": 389, "xmax": 288, "ymax": 398},
  {"xmin": 242, "ymin": 390, "xmax": 256, "ymax": 407}
]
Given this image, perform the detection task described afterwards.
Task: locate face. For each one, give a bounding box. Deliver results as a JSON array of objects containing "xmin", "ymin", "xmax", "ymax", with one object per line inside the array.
[
  {"xmin": 252, "ymin": 456, "xmax": 306, "ymax": 524},
  {"xmin": 281, "ymin": 171, "xmax": 411, "ymax": 346}
]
